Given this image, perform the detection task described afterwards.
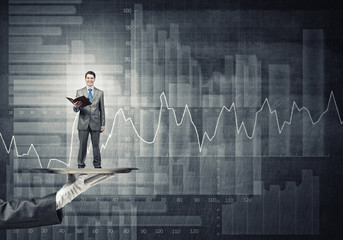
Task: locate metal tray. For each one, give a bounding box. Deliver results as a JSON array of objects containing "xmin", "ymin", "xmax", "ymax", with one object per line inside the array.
[{"xmin": 29, "ymin": 168, "xmax": 139, "ymax": 174}]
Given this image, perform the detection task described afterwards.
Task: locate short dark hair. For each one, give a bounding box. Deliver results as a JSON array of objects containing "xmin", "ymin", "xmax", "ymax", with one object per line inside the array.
[{"xmin": 85, "ymin": 71, "xmax": 96, "ymax": 78}]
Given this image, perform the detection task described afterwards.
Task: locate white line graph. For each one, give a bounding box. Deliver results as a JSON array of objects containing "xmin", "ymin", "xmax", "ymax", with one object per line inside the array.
[{"xmin": 1, "ymin": 91, "xmax": 342, "ymax": 168}]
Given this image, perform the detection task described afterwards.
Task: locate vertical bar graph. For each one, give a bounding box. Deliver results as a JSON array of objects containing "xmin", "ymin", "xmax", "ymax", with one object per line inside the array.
[
  {"xmin": 4, "ymin": 1, "xmax": 342, "ymax": 239},
  {"xmin": 222, "ymin": 170, "xmax": 319, "ymax": 235}
]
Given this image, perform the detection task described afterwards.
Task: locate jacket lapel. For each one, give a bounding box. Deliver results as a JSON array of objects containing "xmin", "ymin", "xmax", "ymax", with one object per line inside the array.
[
  {"xmin": 93, "ymin": 87, "xmax": 99, "ymax": 101},
  {"xmin": 82, "ymin": 87, "xmax": 88, "ymax": 97}
]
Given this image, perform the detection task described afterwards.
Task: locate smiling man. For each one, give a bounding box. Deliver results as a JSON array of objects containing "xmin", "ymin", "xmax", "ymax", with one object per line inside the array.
[{"xmin": 73, "ymin": 71, "xmax": 105, "ymax": 168}]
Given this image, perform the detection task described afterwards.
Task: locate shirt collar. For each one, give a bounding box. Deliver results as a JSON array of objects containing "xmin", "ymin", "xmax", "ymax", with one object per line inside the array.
[{"xmin": 86, "ymin": 86, "xmax": 95, "ymax": 91}]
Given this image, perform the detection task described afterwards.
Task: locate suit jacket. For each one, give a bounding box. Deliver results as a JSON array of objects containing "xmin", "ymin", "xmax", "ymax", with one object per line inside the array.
[
  {"xmin": 0, "ymin": 193, "xmax": 63, "ymax": 229},
  {"xmin": 73, "ymin": 87, "xmax": 105, "ymax": 131}
]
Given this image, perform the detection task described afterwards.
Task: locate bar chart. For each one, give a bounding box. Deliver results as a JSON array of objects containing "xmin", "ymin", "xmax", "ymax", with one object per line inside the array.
[{"xmin": 1, "ymin": 0, "xmax": 343, "ymax": 239}]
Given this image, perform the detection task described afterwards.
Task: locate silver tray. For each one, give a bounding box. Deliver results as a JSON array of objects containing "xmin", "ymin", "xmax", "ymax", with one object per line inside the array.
[{"xmin": 29, "ymin": 168, "xmax": 139, "ymax": 174}]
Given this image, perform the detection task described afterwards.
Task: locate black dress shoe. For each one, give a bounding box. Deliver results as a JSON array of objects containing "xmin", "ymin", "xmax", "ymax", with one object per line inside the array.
[{"xmin": 94, "ymin": 166, "xmax": 102, "ymax": 169}]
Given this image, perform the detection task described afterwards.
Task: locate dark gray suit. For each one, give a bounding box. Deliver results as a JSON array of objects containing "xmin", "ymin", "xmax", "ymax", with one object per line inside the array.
[
  {"xmin": 73, "ymin": 87, "xmax": 105, "ymax": 168},
  {"xmin": 0, "ymin": 193, "xmax": 62, "ymax": 229}
]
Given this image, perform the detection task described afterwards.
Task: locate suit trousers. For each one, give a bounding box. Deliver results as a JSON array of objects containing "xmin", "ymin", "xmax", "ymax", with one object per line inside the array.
[{"xmin": 77, "ymin": 127, "xmax": 101, "ymax": 168}]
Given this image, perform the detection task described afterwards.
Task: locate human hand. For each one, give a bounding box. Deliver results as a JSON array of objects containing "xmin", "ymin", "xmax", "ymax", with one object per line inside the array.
[
  {"xmin": 100, "ymin": 126, "xmax": 105, "ymax": 133},
  {"xmin": 73, "ymin": 101, "xmax": 82, "ymax": 108},
  {"xmin": 56, "ymin": 173, "xmax": 113, "ymax": 210}
]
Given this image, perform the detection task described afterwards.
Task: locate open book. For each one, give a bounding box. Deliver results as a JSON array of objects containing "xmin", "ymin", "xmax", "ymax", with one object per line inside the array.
[{"xmin": 66, "ymin": 96, "xmax": 92, "ymax": 108}]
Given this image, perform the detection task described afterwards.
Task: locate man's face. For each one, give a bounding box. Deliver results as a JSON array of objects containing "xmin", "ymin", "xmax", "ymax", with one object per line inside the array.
[{"xmin": 85, "ymin": 74, "xmax": 95, "ymax": 88}]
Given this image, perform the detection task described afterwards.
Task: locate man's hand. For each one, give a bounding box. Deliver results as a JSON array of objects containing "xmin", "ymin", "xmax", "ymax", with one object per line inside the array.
[
  {"xmin": 100, "ymin": 126, "xmax": 105, "ymax": 133},
  {"xmin": 56, "ymin": 173, "xmax": 113, "ymax": 210},
  {"xmin": 73, "ymin": 101, "xmax": 82, "ymax": 108}
]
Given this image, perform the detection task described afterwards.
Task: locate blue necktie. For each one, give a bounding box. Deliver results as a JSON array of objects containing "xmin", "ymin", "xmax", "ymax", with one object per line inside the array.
[{"xmin": 88, "ymin": 89, "xmax": 92, "ymax": 102}]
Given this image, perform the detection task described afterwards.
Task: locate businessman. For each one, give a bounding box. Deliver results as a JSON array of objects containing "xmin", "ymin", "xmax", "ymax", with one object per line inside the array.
[
  {"xmin": 0, "ymin": 173, "xmax": 113, "ymax": 229},
  {"xmin": 73, "ymin": 71, "xmax": 105, "ymax": 168}
]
